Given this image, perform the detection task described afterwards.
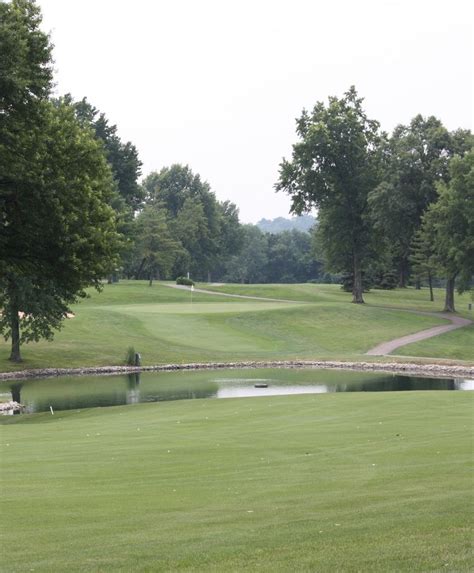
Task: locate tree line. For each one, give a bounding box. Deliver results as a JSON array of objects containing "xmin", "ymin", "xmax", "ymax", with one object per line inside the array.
[
  {"xmin": 1, "ymin": 1, "xmax": 472, "ymax": 362},
  {"xmin": 276, "ymin": 87, "xmax": 473, "ymax": 311}
]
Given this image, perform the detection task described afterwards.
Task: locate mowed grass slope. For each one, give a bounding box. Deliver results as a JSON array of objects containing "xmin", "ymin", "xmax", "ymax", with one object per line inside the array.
[
  {"xmin": 1, "ymin": 391, "xmax": 472, "ymax": 572},
  {"xmin": 200, "ymin": 283, "xmax": 474, "ymax": 362},
  {"xmin": 1, "ymin": 281, "xmax": 467, "ymax": 371}
]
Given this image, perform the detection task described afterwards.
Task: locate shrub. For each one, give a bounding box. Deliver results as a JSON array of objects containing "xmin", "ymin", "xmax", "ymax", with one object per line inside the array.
[
  {"xmin": 125, "ymin": 346, "xmax": 136, "ymax": 366},
  {"xmin": 176, "ymin": 276, "xmax": 195, "ymax": 286}
]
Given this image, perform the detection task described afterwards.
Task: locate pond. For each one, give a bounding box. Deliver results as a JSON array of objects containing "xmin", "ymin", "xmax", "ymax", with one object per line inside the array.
[{"xmin": 1, "ymin": 368, "xmax": 472, "ymax": 414}]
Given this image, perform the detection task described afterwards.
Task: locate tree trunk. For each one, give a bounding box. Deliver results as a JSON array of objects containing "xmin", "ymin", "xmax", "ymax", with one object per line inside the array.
[
  {"xmin": 9, "ymin": 307, "xmax": 22, "ymax": 362},
  {"xmin": 428, "ymin": 271, "xmax": 434, "ymax": 302},
  {"xmin": 443, "ymin": 276, "xmax": 456, "ymax": 312},
  {"xmin": 148, "ymin": 273, "xmax": 153, "ymax": 287},
  {"xmin": 207, "ymin": 270, "xmax": 211, "ymax": 283},
  {"xmin": 352, "ymin": 253, "xmax": 364, "ymax": 304},
  {"xmin": 415, "ymin": 279, "xmax": 421, "ymax": 290},
  {"xmin": 398, "ymin": 261, "xmax": 408, "ymax": 288}
]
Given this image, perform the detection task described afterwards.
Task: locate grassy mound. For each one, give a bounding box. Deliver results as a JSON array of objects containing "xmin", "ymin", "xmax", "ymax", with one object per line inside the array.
[{"xmin": 0, "ymin": 281, "xmax": 472, "ymax": 371}]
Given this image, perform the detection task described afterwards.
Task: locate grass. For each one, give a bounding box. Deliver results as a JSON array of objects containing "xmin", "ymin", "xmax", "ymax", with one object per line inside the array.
[
  {"xmin": 199, "ymin": 282, "xmax": 474, "ymax": 318},
  {"xmin": 394, "ymin": 324, "xmax": 474, "ymax": 361},
  {"xmin": 1, "ymin": 281, "xmax": 472, "ymax": 371},
  {"xmin": 1, "ymin": 391, "xmax": 472, "ymax": 571}
]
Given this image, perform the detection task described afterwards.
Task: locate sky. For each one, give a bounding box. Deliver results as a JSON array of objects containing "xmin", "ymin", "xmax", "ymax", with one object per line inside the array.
[{"xmin": 37, "ymin": 0, "xmax": 473, "ymax": 223}]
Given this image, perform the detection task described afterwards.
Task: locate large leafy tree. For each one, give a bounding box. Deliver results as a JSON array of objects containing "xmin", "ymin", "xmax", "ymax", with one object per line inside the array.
[
  {"xmin": 0, "ymin": 0, "xmax": 52, "ymax": 266},
  {"xmin": 134, "ymin": 206, "xmax": 183, "ymax": 286},
  {"xmin": 71, "ymin": 97, "xmax": 143, "ymax": 212},
  {"xmin": 0, "ymin": 0, "xmax": 52, "ymax": 112},
  {"xmin": 368, "ymin": 116, "xmax": 472, "ymax": 287},
  {"xmin": 419, "ymin": 151, "xmax": 474, "ymax": 312},
  {"xmin": 68, "ymin": 96, "xmax": 143, "ymax": 282},
  {"xmin": 0, "ymin": 0, "xmax": 121, "ymax": 361},
  {"xmin": 276, "ymin": 87, "xmax": 383, "ymax": 303},
  {"xmin": 143, "ymin": 164, "xmax": 232, "ymax": 281}
]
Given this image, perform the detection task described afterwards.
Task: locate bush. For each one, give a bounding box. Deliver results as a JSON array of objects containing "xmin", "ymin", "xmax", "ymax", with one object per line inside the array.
[
  {"xmin": 176, "ymin": 276, "xmax": 195, "ymax": 286},
  {"xmin": 125, "ymin": 346, "xmax": 136, "ymax": 366}
]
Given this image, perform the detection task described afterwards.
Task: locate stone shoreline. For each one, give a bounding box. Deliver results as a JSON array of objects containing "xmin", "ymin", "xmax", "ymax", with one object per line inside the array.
[{"xmin": 0, "ymin": 360, "xmax": 473, "ymax": 382}]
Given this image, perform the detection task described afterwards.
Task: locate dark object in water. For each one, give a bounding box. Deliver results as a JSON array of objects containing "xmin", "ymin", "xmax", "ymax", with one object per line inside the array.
[{"xmin": 254, "ymin": 383, "xmax": 268, "ymax": 388}]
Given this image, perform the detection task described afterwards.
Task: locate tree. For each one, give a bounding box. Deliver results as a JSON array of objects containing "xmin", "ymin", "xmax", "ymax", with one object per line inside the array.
[
  {"xmin": 143, "ymin": 164, "xmax": 228, "ymax": 281},
  {"xmin": 1, "ymin": 0, "xmax": 52, "ymax": 268},
  {"xmin": 410, "ymin": 228, "xmax": 437, "ymax": 302},
  {"xmin": 368, "ymin": 116, "xmax": 472, "ymax": 287},
  {"xmin": 276, "ymin": 87, "xmax": 383, "ymax": 303},
  {"xmin": 67, "ymin": 96, "xmax": 143, "ymax": 282},
  {"xmin": 214, "ymin": 200, "xmax": 244, "ymax": 278},
  {"xmin": 420, "ymin": 151, "xmax": 474, "ymax": 312},
  {"xmin": 71, "ymin": 97, "xmax": 143, "ymax": 212},
  {"xmin": 134, "ymin": 206, "xmax": 183, "ymax": 286},
  {"xmin": 224, "ymin": 225, "xmax": 268, "ymax": 284},
  {"xmin": 265, "ymin": 230, "xmax": 317, "ymax": 283},
  {"xmin": 1, "ymin": 101, "xmax": 122, "ymax": 361},
  {"xmin": 0, "ymin": 0, "xmax": 52, "ymax": 112},
  {"xmin": 0, "ymin": 1, "xmax": 121, "ymax": 361}
]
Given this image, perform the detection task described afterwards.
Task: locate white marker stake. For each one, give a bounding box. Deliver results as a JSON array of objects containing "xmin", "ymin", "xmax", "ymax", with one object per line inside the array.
[
  {"xmin": 50, "ymin": 406, "xmax": 54, "ymax": 415},
  {"xmin": 191, "ymin": 284, "xmax": 194, "ymax": 305}
]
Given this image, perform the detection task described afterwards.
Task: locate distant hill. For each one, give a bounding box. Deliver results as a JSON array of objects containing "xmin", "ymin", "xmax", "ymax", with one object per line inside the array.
[{"xmin": 256, "ymin": 215, "xmax": 316, "ymax": 234}]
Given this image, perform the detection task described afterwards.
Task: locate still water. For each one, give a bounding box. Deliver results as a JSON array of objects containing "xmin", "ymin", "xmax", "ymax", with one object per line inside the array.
[{"xmin": 1, "ymin": 368, "xmax": 472, "ymax": 414}]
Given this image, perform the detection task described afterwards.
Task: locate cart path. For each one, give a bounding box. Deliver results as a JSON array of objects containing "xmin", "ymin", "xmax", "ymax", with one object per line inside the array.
[
  {"xmin": 366, "ymin": 311, "xmax": 472, "ymax": 355},
  {"xmin": 166, "ymin": 284, "xmax": 472, "ymax": 356}
]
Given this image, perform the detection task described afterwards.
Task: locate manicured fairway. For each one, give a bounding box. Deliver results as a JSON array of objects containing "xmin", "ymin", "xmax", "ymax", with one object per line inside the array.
[
  {"xmin": 1, "ymin": 391, "xmax": 472, "ymax": 571},
  {"xmin": 2, "ymin": 281, "xmax": 471, "ymax": 371}
]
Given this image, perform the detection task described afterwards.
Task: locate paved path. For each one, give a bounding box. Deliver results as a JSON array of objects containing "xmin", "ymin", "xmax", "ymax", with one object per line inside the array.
[
  {"xmin": 366, "ymin": 311, "xmax": 472, "ymax": 356},
  {"xmin": 166, "ymin": 284, "xmax": 472, "ymax": 356}
]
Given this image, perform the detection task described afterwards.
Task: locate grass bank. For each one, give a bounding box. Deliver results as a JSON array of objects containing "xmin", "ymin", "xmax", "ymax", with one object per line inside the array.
[
  {"xmin": 1, "ymin": 391, "xmax": 472, "ymax": 571},
  {"xmin": 0, "ymin": 282, "xmax": 472, "ymax": 371}
]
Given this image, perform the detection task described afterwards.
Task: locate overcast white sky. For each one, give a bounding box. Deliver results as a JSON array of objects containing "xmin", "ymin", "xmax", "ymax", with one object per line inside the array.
[{"xmin": 37, "ymin": 0, "xmax": 473, "ymax": 223}]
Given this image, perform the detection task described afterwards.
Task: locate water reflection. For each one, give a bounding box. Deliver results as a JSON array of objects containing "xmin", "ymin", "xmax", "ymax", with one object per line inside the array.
[{"xmin": 0, "ymin": 369, "xmax": 472, "ymax": 414}]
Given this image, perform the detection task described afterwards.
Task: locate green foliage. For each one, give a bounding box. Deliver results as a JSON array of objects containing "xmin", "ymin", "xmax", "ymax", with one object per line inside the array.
[
  {"xmin": 0, "ymin": 0, "xmax": 53, "ymax": 111},
  {"xmin": 265, "ymin": 230, "xmax": 319, "ymax": 283},
  {"xmin": 276, "ymin": 87, "xmax": 383, "ymax": 303},
  {"xmin": 0, "ymin": 2, "xmax": 121, "ymax": 361},
  {"xmin": 0, "ymin": 100, "xmax": 122, "ymax": 359},
  {"xmin": 420, "ymin": 151, "xmax": 474, "ymax": 310},
  {"xmin": 368, "ymin": 116, "xmax": 473, "ymax": 287},
  {"xmin": 141, "ymin": 164, "xmax": 240, "ymax": 281},
  {"xmin": 340, "ymin": 272, "xmax": 372, "ymax": 293},
  {"xmin": 224, "ymin": 225, "xmax": 269, "ymax": 283},
  {"xmin": 176, "ymin": 276, "xmax": 195, "ymax": 286},
  {"xmin": 70, "ymin": 96, "xmax": 143, "ymax": 212},
  {"xmin": 124, "ymin": 345, "xmax": 136, "ymax": 365},
  {"xmin": 134, "ymin": 205, "xmax": 183, "ymax": 285}
]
